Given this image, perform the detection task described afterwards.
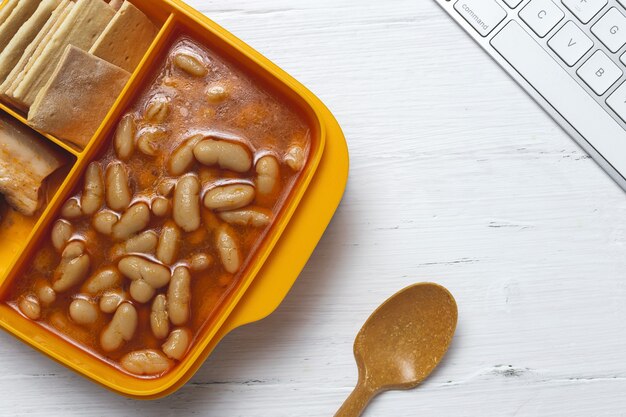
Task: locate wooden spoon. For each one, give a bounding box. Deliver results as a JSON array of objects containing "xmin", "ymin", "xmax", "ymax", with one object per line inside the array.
[{"xmin": 335, "ymin": 283, "xmax": 458, "ymax": 417}]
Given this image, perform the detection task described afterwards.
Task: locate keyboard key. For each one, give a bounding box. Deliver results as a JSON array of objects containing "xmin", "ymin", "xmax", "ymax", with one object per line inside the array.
[
  {"xmin": 454, "ymin": 0, "xmax": 507, "ymax": 37},
  {"xmin": 503, "ymin": 0, "xmax": 523, "ymax": 8},
  {"xmin": 621, "ymin": 51, "xmax": 626, "ymax": 66},
  {"xmin": 607, "ymin": 80, "xmax": 626, "ymax": 122},
  {"xmin": 562, "ymin": 0, "xmax": 607, "ymax": 24},
  {"xmin": 548, "ymin": 21, "xmax": 593, "ymax": 66},
  {"xmin": 577, "ymin": 50, "xmax": 623, "ymax": 95},
  {"xmin": 519, "ymin": 0, "xmax": 565, "ymax": 37},
  {"xmin": 591, "ymin": 8, "xmax": 626, "ymax": 52},
  {"xmin": 491, "ymin": 21, "xmax": 626, "ymax": 180}
]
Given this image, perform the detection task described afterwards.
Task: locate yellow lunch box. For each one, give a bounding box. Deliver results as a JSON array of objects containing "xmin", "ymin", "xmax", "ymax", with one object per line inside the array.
[{"xmin": 0, "ymin": 0, "xmax": 348, "ymax": 399}]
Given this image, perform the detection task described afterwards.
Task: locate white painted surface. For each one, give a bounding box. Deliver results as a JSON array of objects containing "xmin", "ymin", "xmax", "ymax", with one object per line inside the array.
[{"xmin": 2, "ymin": 0, "xmax": 626, "ymax": 415}]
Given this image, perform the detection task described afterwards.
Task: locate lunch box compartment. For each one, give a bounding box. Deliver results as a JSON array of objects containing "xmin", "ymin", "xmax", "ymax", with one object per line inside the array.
[{"xmin": 0, "ymin": 109, "xmax": 77, "ymax": 279}]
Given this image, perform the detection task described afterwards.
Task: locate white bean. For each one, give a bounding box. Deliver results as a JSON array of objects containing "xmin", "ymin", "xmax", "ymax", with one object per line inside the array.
[
  {"xmin": 189, "ymin": 253, "xmax": 212, "ymax": 272},
  {"xmin": 172, "ymin": 175, "xmax": 201, "ymax": 232},
  {"xmin": 145, "ymin": 96, "xmax": 170, "ymax": 123},
  {"xmin": 168, "ymin": 134, "xmax": 203, "ymax": 176},
  {"xmin": 137, "ymin": 130, "xmax": 162, "ymax": 156},
  {"xmin": 100, "ymin": 302, "xmax": 138, "ymax": 352},
  {"xmin": 105, "ymin": 162, "xmax": 132, "ymax": 211},
  {"xmin": 62, "ymin": 241, "xmax": 84, "ymax": 258},
  {"xmin": 157, "ymin": 180, "xmax": 176, "ymax": 197},
  {"xmin": 150, "ymin": 294, "xmax": 169, "ymax": 340},
  {"xmin": 18, "ymin": 295, "xmax": 40, "ymax": 320},
  {"xmin": 120, "ymin": 349, "xmax": 171, "ymax": 375},
  {"xmin": 81, "ymin": 162, "xmax": 104, "ymax": 215},
  {"xmin": 99, "ymin": 290, "xmax": 126, "ymax": 314},
  {"xmin": 167, "ymin": 266, "xmax": 190, "ymax": 326},
  {"xmin": 111, "ymin": 203, "xmax": 151, "ymax": 241},
  {"xmin": 82, "ymin": 267, "xmax": 121, "ymax": 295},
  {"xmin": 35, "ymin": 283, "xmax": 56, "ymax": 306},
  {"xmin": 93, "ymin": 210, "xmax": 119, "ymax": 235},
  {"xmin": 69, "ymin": 298, "xmax": 98, "ymax": 325},
  {"xmin": 256, "ymin": 155, "xmax": 280, "ymax": 196},
  {"xmin": 285, "ymin": 145, "xmax": 305, "ymax": 171},
  {"xmin": 206, "ymin": 84, "xmax": 229, "ymax": 104},
  {"xmin": 129, "ymin": 279, "xmax": 155, "ymax": 303},
  {"xmin": 123, "ymin": 230, "xmax": 158, "ymax": 254},
  {"xmin": 157, "ymin": 221, "xmax": 181, "ymax": 264},
  {"xmin": 114, "ymin": 114, "xmax": 135, "ymax": 161},
  {"xmin": 173, "ymin": 53, "xmax": 208, "ymax": 77},
  {"xmin": 218, "ymin": 208, "xmax": 271, "ymax": 227},
  {"xmin": 52, "ymin": 242, "xmax": 90, "ymax": 292},
  {"xmin": 162, "ymin": 328, "xmax": 191, "ymax": 360},
  {"xmin": 118, "ymin": 256, "xmax": 171, "ymax": 288},
  {"xmin": 61, "ymin": 198, "xmax": 82, "ymax": 219},
  {"xmin": 111, "ymin": 235, "xmax": 145, "ymax": 259},
  {"xmin": 216, "ymin": 225, "xmax": 241, "ymax": 274},
  {"xmin": 203, "ymin": 183, "xmax": 255, "ymax": 211},
  {"xmin": 151, "ymin": 196, "xmax": 170, "ymax": 217},
  {"xmin": 193, "ymin": 138, "xmax": 252, "ymax": 172},
  {"xmin": 51, "ymin": 219, "xmax": 73, "ymax": 252}
]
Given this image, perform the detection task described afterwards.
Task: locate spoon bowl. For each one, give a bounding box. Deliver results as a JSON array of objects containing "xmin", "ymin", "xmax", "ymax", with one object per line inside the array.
[{"xmin": 335, "ymin": 282, "xmax": 458, "ymax": 417}]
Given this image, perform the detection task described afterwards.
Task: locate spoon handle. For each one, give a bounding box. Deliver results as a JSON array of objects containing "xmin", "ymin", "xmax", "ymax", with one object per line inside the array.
[{"xmin": 334, "ymin": 381, "xmax": 376, "ymax": 417}]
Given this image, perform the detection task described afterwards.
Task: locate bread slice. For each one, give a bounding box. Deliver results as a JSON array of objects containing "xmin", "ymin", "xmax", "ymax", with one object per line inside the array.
[
  {"xmin": 28, "ymin": 45, "xmax": 131, "ymax": 148},
  {"xmin": 0, "ymin": 0, "xmax": 60, "ymax": 84},
  {"xmin": 11, "ymin": 0, "xmax": 115, "ymax": 108},
  {"xmin": 0, "ymin": 0, "xmax": 41, "ymax": 53},
  {"xmin": 90, "ymin": 0, "xmax": 158, "ymax": 73}
]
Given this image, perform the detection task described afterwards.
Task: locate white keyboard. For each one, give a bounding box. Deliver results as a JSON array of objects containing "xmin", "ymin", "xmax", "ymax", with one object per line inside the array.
[{"xmin": 435, "ymin": 0, "xmax": 626, "ymax": 190}]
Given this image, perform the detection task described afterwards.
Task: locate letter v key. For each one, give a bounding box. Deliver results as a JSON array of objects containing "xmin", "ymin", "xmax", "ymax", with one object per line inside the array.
[{"xmin": 548, "ymin": 21, "xmax": 594, "ymax": 66}]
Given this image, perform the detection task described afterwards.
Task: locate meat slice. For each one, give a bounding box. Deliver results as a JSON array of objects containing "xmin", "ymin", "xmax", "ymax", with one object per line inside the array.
[{"xmin": 0, "ymin": 113, "xmax": 65, "ymax": 215}]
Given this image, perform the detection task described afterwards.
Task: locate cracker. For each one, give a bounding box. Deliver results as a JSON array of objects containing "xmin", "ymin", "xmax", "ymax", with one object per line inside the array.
[
  {"xmin": 11, "ymin": 0, "xmax": 115, "ymax": 108},
  {"xmin": 0, "ymin": 0, "xmax": 60, "ymax": 84},
  {"xmin": 90, "ymin": 0, "xmax": 157, "ymax": 73},
  {"xmin": 0, "ymin": 0, "xmax": 41, "ymax": 53},
  {"xmin": 0, "ymin": 0, "xmax": 18, "ymax": 27},
  {"xmin": 10, "ymin": 1, "xmax": 73, "ymax": 90},
  {"xmin": 0, "ymin": 0, "xmax": 74, "ymax": 110},
  {"xmin": 28, "ymin": 45, "xmax": 131, "ymax": 148},
  {"xmin": 1, "ymin": 0, "xmax": 72, "ymax": 97}
]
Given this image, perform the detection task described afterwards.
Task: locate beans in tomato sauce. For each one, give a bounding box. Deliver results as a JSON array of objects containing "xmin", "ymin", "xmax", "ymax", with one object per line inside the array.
[{"xmin": 7, "ymin": 36, "xmax": 310, "ymax": 377}]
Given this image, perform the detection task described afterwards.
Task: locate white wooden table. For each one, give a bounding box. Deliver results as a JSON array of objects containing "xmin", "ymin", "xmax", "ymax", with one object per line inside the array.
[{"xmin": 3, "ymin": 0, "xmax": 626, "ymax": 415}]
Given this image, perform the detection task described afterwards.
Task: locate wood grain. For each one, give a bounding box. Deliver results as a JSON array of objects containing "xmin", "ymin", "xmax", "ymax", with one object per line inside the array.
[{"xmin": 3, "ymin": 0, "xmax": 626, "ymax": 415}]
